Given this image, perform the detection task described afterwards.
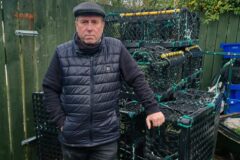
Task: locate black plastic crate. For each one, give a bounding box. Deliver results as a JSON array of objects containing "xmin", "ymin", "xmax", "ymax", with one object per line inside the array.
[
  {"xmin": 119, "ymin": 137, "xmax": 145, "ymax": 160},
  {"xmin": 37, "ymin": 130, "xmax": 62, "ymax": 160},
  {"xmin": 172, "ymin": 89, "xmax": 223, "ymax": 124},
  {"xmin": 119, "ymin": 100, "xmax": 146, "ymax": 142},
  {"xmin": 179, "ymin": 103, "xmax": 215, "ymax": 160},
  {"xmin": 118, "ymin": 99, "xmax": 146, "ymax": 160},
  {"xmin": 172, "ymin": 89, "xmax": 223, "ymax": 159},
  {"xmin": 173, "ymin": 89, "xmax": 215, "ymax": 102},
  {"xmin": 145, "ymin": 122, "xmax": 180, "ymax": 160},
  {"xmin": 145, "ymin": 91, "xmax": 220, "ymax": 160},
  {"xmin": 32, "ymin": 92, "xmax": 62, "ymax": 160}
]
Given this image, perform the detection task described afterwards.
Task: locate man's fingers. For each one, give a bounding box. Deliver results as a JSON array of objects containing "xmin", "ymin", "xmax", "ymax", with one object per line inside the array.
[
  {"xmin": 146, "ymin": 112, "xmax": 165, "ymax": 129},
  {"xmin": 151, "ymin": 119, "xmax": 161, "ymax": 127},
  {"xmin": 152, "ymin": 120, "xmax": 160, "ymax": 127},
  {"xmin": 146, "ymin": 117, "xmax": 151, "ymax": 129}
]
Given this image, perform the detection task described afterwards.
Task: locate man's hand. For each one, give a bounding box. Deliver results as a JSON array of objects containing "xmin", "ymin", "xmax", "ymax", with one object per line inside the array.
[{"xmin": 146, "ymin": 112, "xmax": 165, "ymax": 129}]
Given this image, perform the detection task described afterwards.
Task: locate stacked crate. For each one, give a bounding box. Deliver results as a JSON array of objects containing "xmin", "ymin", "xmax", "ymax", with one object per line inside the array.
[
  {"xmin": 118, "ymin": 99, "xmax": 145, "ymax": 160},
  {"xmin": 31, "ymin": 8, "xmax": 222, "ymax": 160},
  {"xmin": 104, "ymin": 8, "xmax": 218, "ymax": 160},
  {"xmin": 105, "ymin": 8, "xmax": 203, "ymax": 95},
  {"xmin": 220, "ymin": 44, "xmax": 240, "ymax": 113},
  {"xmin": 145, "ymin": 89, "xmax": 222, "ymax": 160},
  {"xmin": 105, "ymin": 9, "xmax": 199, "ymax": 48},
  {"xmin": 32, "ymin": 93, "xmax": 62, "ymax": 160}
]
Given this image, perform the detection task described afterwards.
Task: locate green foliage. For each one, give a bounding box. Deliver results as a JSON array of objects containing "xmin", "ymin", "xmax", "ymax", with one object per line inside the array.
[
  {"xmin": 141, "ymin": 0, "xmax": 176, "ymax": 10},
  {"xmin": 179, "ymin": 0, "xmax": 240, "ymax": 23},
  {"xmin": 96, "ymin": 0, "xmax": 177, "ymax": 11}
]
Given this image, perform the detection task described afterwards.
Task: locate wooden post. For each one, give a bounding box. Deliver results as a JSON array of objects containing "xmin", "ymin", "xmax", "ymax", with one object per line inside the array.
[
  {"xmin": 0, "ymin": 1, "xmax": 11, "ymax": 159},
  {"xmin": 2, "ymin": 0, "xmax": 25, "ymax": 159}
]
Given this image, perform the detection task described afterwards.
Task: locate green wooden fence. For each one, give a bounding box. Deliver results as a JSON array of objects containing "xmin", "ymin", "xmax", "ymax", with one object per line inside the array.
[
  {"xmin": 0, "ymin": 0, "xmax": 82, "ymax": 159},
  {"xmin": 200, "ymin": 13, "xmax": 240, "ymax": 89},
  {"xmin": 0, "ymin": 1, "xmax": 10, "ymax": 159}
]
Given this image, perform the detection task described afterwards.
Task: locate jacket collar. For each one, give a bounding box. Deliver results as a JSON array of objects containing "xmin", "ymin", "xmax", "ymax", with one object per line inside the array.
[{"xmin": 73, "ymin": 33, "xmax": 103, "ymax": 56}]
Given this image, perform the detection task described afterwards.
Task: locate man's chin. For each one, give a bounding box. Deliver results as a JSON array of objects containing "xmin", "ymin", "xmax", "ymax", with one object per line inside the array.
[{"xmin": 83, "ymin": 40, "xmax": 97, "ymax": 45}]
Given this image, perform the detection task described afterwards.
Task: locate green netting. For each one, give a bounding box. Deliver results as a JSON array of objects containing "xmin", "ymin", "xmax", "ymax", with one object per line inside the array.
[
  {"xmin": 120, "ymin": 45, "xmax": 202, "ymax": 95},
  {"xmin": 145, "ymin": 90, "xmax": 222, "ymax": 160},
  {"xmin": 105, "ymin": 8, "xmax": 199, "ymax": 48}
]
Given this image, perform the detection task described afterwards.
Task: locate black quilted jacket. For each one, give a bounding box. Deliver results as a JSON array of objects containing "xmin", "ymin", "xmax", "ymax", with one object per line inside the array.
[{"xmin": 42, "ymin": 34, "xmax": 160, "ymax": 147}]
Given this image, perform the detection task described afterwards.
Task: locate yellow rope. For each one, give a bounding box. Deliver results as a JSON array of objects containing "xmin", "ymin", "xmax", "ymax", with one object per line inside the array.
[
  {"xmin": 160, "ymin": 51, "xmax": 184, "ymax": 59},
  {"xmin": 185, "ymin": 45, "xmax": 200, "ymax": 52},
  {"xmin": 120, "ymin": 9, "xmax": 181, "ymax": 17}
]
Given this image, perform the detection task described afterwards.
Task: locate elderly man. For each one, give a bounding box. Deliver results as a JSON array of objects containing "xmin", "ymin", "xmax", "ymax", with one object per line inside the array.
[{"xmin": 42, "ymin": 1, "xmax": 165, "ymax": 160}]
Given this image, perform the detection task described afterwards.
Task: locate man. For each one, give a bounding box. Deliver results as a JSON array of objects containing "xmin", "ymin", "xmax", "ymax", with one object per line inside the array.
[{"xmin": 42, "ymin": 1, "xmax": 165, "ymax": 160}]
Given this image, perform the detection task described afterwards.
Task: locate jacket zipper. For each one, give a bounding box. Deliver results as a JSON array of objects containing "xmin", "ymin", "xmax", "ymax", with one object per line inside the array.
[{"xmin": 90, "ymin": 56, "xmax": 94, "ymax": 144}]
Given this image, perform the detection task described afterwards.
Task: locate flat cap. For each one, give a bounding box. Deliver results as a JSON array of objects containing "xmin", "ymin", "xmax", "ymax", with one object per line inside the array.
[{"xmin": 73, "ymin": 2, "xmax": 106, "ymax": 18}]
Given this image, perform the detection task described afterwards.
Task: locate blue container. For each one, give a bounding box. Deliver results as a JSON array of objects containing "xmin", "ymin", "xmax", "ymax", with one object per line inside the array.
[
  {"xmin": 220, "ymin": 43, "xmax": 240, "ymax": 58},
  {"xmin": 225, "ymin": 84, "xmax": 240, "ymax": 114},
  {"xmin": 229, "ymin": 84, "xmax": 240, "ymax": 97},
  {"xmin": 226, "ymin": 99, "xmax": 240, "ymax": 114}
]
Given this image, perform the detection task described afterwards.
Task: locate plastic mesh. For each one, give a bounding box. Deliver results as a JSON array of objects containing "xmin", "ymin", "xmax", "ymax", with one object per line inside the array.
[
  {"xmin": 145, "ymin": 90, "xmax": 221, "ymax": 160},
  {"xmin": 32, "ymin": 93, "xmax": 62, "ymax": 160},
  {"xmin": 105, "ymin": 8, "xmax": 199, "ymax": 48}
]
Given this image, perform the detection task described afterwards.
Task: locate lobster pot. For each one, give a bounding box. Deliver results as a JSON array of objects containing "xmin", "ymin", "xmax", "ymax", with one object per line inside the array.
[
  {"xmin": 183, "ymin": 45, "xmax": 203, "ymax": 78},
  {"xmin": 129, "ymin": 47, "xmax": 186, "ymax": 93},
  {"xmin": 145, "ymin": 90, "xmax": 221, "ymax": 160},
  {"xmin": 105, "ymin": 9, "xmax": 199, "ymax": 48},
  {"xmin": 118, "ymin": 100, "xmax": 146, "ymax": 160}
]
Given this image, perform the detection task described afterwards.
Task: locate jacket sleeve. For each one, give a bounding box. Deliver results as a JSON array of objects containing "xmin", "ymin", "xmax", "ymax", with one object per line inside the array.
[
  {"xmin": 119, "ymin": 44, "xmax": 160, "ymax": 115},
  {"xmin": 42, "ymin": 50, "xmax": 65, "ymax": 128}
]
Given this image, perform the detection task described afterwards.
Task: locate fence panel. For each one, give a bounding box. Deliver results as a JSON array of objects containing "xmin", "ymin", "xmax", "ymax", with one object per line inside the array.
[
  {"xmin": 211, "ymin": 14, "xmax": 229, "ymax": 85},
  {"xmin": 198, "ymin": 18, "xmax": 208, "ymax": 51},
  {"xmin": 226, "ymin": 14, "xmax": 240, "ymax": 42},
  {"xmin": 0, "ymin": 2, "xmax": 11, "ymax": 159},
  {"xmin": 2, "ymin": 0, "xmax": 25, "ymax": 159},
  {"xmin": 200, "ymin": 21, "xmax": 218, "ymax": 89},
  {"xmin": 200, "ymin": 14, "xmax": 240, "ymax": 89},
  {"xmin": 34, "ymin": 0, "xmax": 58, "ymax": 89},
  {"xmin": 55, "ymin": 0, "xmax": 77, "ymax": 44},
  {"xmin": 33, "ymin": 0, "xmax": 79, "ymax": 90},
  {"xmin": 237, "ymin": 18, "xmax": 240, "ymax": 42},
  {"xmin": 17, "ymin": 0, "xmax": 39, "ymax": 159}
]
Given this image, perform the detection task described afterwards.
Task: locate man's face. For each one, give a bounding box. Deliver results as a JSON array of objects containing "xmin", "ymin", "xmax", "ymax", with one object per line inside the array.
[{"xmin": 75, "ymin": 15, "xmax": 105, "ymax": 45}]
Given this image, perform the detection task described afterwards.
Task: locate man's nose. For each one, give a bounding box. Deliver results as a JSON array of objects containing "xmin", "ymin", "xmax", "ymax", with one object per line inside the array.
[{"xmin": 86, "ymin": 23, "xmax": 93, "ymax": 30}]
